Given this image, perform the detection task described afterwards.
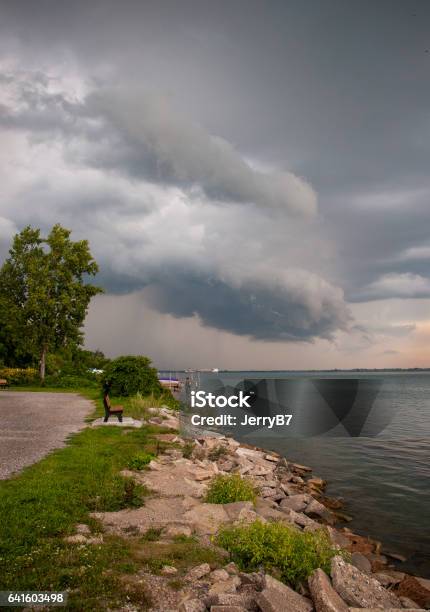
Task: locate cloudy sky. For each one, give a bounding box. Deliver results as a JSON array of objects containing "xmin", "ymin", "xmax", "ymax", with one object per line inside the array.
[{"xmin": 1, "ymin": 0, "xmax": 429, "ymax": 369}]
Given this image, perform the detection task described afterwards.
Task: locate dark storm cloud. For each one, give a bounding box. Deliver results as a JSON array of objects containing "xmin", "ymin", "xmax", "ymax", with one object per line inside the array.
[
  {"xmin": 1, "ymin": 0, "xmax": 430, "ymax": 347},
  {"xmin": 0, "ymin": 77, "xmax": 316, "ymax": 216}
]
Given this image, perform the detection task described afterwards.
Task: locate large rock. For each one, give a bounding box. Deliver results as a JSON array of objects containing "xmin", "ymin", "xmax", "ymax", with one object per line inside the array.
[
  {"xmin": 140, "ymin": 460, "xmax": 208, "ymax": 497},
  {"xmin": 305, "ymin": 499, "xmax": 335, "ymax": 524},
  {"xmin": 254, "ymin": 499, "xmax": 285, "ymax": 522},
  {"xmin": 206, "ymin": 592, "xmax": 258, "ymax": 609},
  {"xmin": 183, "ymin": 502, "xmax": 229, "ymax": 535},
  {"xmin": 256, "ymin": 574, "xmax": 313, "ymax": 612},
  {"xmin": 308, "ymin": 568, "xmax": 348, "ymax": 612},
  {"xmin": 290, "ymin": 510, "xmax": 319, "ymax": 529},
  {"xmin": 185, "ymin": 563, "xmax": 212, "ymax": 581},
  {"xmin": 179, "ymin": 599, "xmax": 206, "ymax": 612},
  {"xmin": 331, "ymin": 555, "xmax": 401, "ymax": 609},
  {"xmin": 223, "ymin": 501, "xmax": 254, "ymax": 521},
  {"xmin": 208, "ymin": 576, "xmax": 241, "ymax": 596},
  {"xmin": 350, "ymin": 551, "xmax": 372, "ymax": 574},
  {"xmin": 326, "ymin": 527, "xmax": 350, "ymax": 549},
  {"xmin": 279, "ymin": 494, "xmax": 311, "ymax": 513}
]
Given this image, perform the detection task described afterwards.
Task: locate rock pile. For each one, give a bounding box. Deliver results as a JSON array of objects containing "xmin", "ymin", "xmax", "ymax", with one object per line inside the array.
[{"xmin": 80, "ymin": 407, "xmax": 430, "ymax": 611}]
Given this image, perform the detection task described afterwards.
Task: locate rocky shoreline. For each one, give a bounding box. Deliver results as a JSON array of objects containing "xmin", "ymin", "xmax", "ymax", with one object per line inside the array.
[{"xmin": 74, "ymin": 406, "xmax": 430, "ymax": 611}]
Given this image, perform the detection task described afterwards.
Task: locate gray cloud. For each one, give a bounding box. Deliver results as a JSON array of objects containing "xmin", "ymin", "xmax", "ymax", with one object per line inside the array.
[
  {"xmin": 0, "ymin": 77, "xmax": 316, "ymax": 217},
  {"xmin": 354, "ymin": 273, "xmax": 430, "ymax": 301},
  {"xmin": 0, "ymin": 71, "xmax": 349, "ymax": 342},
  {"xmin": 1, "ymin": 0, "xmax": 429, "ymax": 363}
]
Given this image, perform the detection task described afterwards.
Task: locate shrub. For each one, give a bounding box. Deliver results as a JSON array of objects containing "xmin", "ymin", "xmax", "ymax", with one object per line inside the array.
[
  {"xmin": 0, "ymin": 367, "xmax": 38, "ymax": 385},
  {"xmin": 101, "ymin": 355, "xmax": 161, "ymax": 397},
  {"xmin": 216, "ymin": 520, "xmax": 340, "ymax": 588},
  {"xmin": 43, "ymin": 373, "xmax": 99, "ymax": 388},
  {"xmin": 205, "ymin": 474, "xmax": 257, "ymax": 504},
  {"xmin": 128, "ymin": 452, "xmax": 155, "ymax": 470}
]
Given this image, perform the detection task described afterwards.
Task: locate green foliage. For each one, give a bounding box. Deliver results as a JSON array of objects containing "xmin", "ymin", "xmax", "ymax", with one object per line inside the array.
[
  {"xmin": 205, "ymin": 474, "xmax": 257, "ymax": 504},
  {"xmin": 46, "ymin": 348, "xmax": 109, "ymax": 377},
  {"xmin": 141, "ymin": 528, "xmax": 163, "ymax": 542},
  {"xmin": 135, "ymin": 539, "xmax": 224, "ymax": 575},
  {"xmin": 182, "ymin": 441, "xmax": 195, "ymax": 459},
  {"xmin": 126, "ymin": 390, "xmax": 179, "ymax": 419},
  {"xmin": 216, "ymin": 520, "xmax": 340, "ymax": 588},
  {"xmin": 127, "ymin": 452, "xmax": 155, "ymax": 470},
  {"xmin": 44, "ymin": 374, "xmax": 100, "ymax": 389},
  {"xmin": 0, "ymin": 367, "xmax": 38, "ymax": 385},
  {"xmin": 0, "ymin": 424, "xmax": 156, "ymax": 606},
  {"xmin": 0, "ymin": 224, "xmax": 102, "ymax": 379},
  {"xmin": 101, "ymin": 355, "xmax": 161, "ymax": 397},
  {"xmin": 122, "ymin": 477, "xmax": 148, "ymax": 508}
]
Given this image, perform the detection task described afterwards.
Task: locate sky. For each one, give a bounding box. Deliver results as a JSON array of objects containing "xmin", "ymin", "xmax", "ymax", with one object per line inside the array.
[{"xmin": 0, "ymin": 0, "xmax": 429, "ymax": 369}]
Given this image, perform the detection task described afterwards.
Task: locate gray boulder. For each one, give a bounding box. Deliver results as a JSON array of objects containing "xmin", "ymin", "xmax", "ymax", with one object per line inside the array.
[
  {"xmin": 331, "ymin": 555, "xmax": 402, "ymax": 609},
  {"xmin": 256, "ymin": 574, "xmax": 313, "ymax": 612},
  {"xmin": 279, "ymin": 494, "xmax": 311, "ymax": 513},
  {"xmin": 308, "ymin": 568, "xmax": 348, "ymax": 612},
  {"xmin": 350, "ymin": 551, "xmax": 372, "ymax": 574}
]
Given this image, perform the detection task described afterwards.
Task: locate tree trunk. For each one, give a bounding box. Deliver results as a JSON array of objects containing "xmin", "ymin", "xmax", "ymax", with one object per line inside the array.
[{"xmin": 40, "ymin": 345, "xmax": 47, "ymax": 381}]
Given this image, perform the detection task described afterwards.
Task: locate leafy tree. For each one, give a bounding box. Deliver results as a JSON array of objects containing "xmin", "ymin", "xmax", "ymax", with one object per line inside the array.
[
  {"xmin": 101, "ymin": 355, "xmax": 161, "ymax": 397},
  {"xmin": 0, "ymin": 224, "xmax": 102, "ymax": 380}
]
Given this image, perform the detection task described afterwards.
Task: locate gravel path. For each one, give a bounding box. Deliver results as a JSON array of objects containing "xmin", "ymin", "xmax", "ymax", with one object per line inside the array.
[{"xmin": 0, "ymin": 391, "xmax": 93, "ymax": 479}]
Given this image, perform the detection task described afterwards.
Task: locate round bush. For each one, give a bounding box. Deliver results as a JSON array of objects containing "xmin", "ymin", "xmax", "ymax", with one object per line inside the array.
[
  {"xmin": 101, "ymin": 355, "xmax": 161, "ymax": 397},
  {"xmin": 205, "ymin": 474, "xmax": 257, "ymax": 504}
]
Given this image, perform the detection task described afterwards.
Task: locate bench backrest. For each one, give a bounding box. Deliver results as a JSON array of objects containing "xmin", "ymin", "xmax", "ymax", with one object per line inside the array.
[{"xmin": 103, "ymin": 392, "xmax": 111, "ymax": 410}]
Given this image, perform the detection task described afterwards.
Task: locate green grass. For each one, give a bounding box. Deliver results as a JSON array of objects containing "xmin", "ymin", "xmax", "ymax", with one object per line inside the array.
[
  {"xmin": 130, "ymin": 539, "xmax": 224, "ymax": 574},
  {"xmin": 0, "ymin": 424, "xmax": 166, "ymax": 610},
  {"xmin": 216, "ymin": 520, "xmax": 342, "ymax": 588},
  {"xmin": 205, "ymin": 473, "xmax": 258, "ymax": 504}
]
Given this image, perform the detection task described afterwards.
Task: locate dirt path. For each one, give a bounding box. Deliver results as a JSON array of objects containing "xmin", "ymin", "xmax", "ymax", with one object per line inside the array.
[{"xmin": 0, "ymin": 391, "xmax": 93, "ymax": 479}]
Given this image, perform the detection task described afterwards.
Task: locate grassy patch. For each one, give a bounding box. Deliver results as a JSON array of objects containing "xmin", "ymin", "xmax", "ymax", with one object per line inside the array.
[
  {"xmin": 130, "ymin": 539, "xmax": 224, "ymax": 574},
  {"xmin": 216, "ymin": 520, "xmax": 341, "ymax": 588},
  {"xmin": 205, "ymin": 474, "xmax": 258, "ymax": 504},
  {"xmin": 0, "ymin": 424, "xmax": 160, "ymax": 610},
  {"xmin": 128, "ymin": 451, "xmax": 155, "ymax": 470}
]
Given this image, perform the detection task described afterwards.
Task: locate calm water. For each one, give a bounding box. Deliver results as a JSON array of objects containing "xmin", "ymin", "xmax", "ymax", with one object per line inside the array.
[{"xmin": 177, "ymin": 370, "xmax": 430, "ymax": 577}]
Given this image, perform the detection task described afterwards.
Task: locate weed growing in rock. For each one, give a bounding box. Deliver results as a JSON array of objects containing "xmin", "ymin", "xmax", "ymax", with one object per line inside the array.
[
  {"xmin": 128, "ymin": 452, "xmax": 155, "ymax": 470},
  {"xmin": 207, "ymin": 445, "xmax": 228, "ymax": 461},
  {"xmin": 216, "ymin": 520, "xmax": 340, "ymax": 588},
  {"xmin": 182, "ymin": 441, "xmax": 195, "ymax": 459},
  {"xmin": 205, "ymin": 474, "xmax": 257, "ymax": 504}
]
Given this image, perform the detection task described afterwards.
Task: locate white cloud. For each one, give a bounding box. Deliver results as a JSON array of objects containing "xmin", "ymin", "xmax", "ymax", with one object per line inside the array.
[{"xmin": 357, "ymin": 273, "xmax": 430, "ymax": 300}]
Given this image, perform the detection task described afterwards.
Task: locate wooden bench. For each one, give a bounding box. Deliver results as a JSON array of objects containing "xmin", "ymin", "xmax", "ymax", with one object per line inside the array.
[
  {"xmin": 103, "ymin": 392, "xmax": 123, "ymax": 422},
  {"xmin": 0, "ymin": 379, "xmax": 9, "ymax": 389}
]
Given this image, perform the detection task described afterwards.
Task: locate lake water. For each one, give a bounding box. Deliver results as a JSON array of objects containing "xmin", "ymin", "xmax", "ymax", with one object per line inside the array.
[{"xmin": 175, "ymin": 370, "xmax": 430, "ymax": 577}]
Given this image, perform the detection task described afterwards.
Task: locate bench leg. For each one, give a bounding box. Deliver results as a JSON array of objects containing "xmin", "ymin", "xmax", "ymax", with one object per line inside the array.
[{"xmin": 117, "ymin": 414, "xmax": 123, "ymax": 423}]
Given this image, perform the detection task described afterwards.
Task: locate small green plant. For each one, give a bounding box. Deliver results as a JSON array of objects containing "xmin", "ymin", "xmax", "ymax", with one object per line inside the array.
[
  {"xmin": 128, "ymin": 452, "xmax": 155, "ymax": 470},
  {"xmin": 216, "ymin": 520, "xmax": 341, "ymax": 588},
  {"xmin": 172, "ymin": 534, "xmax": 197, "ymax": 544},
  {"xmin": 205, "ymin": 474, "xmax": 257, "ymax": 504},
  {"xmin": 182, "ymin": 441, "xmax": 195, "ymax": 459},
  {"xmin": 208, "ymin": 445, "xmax": 228, "ymax": 461},
  {"xmin": 122, "ymin": 477, "xmax": 147, "ymax": 507},
  {"xmin": 141, "ymin": 527, "xmax": 163, "ymax": 542}
]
